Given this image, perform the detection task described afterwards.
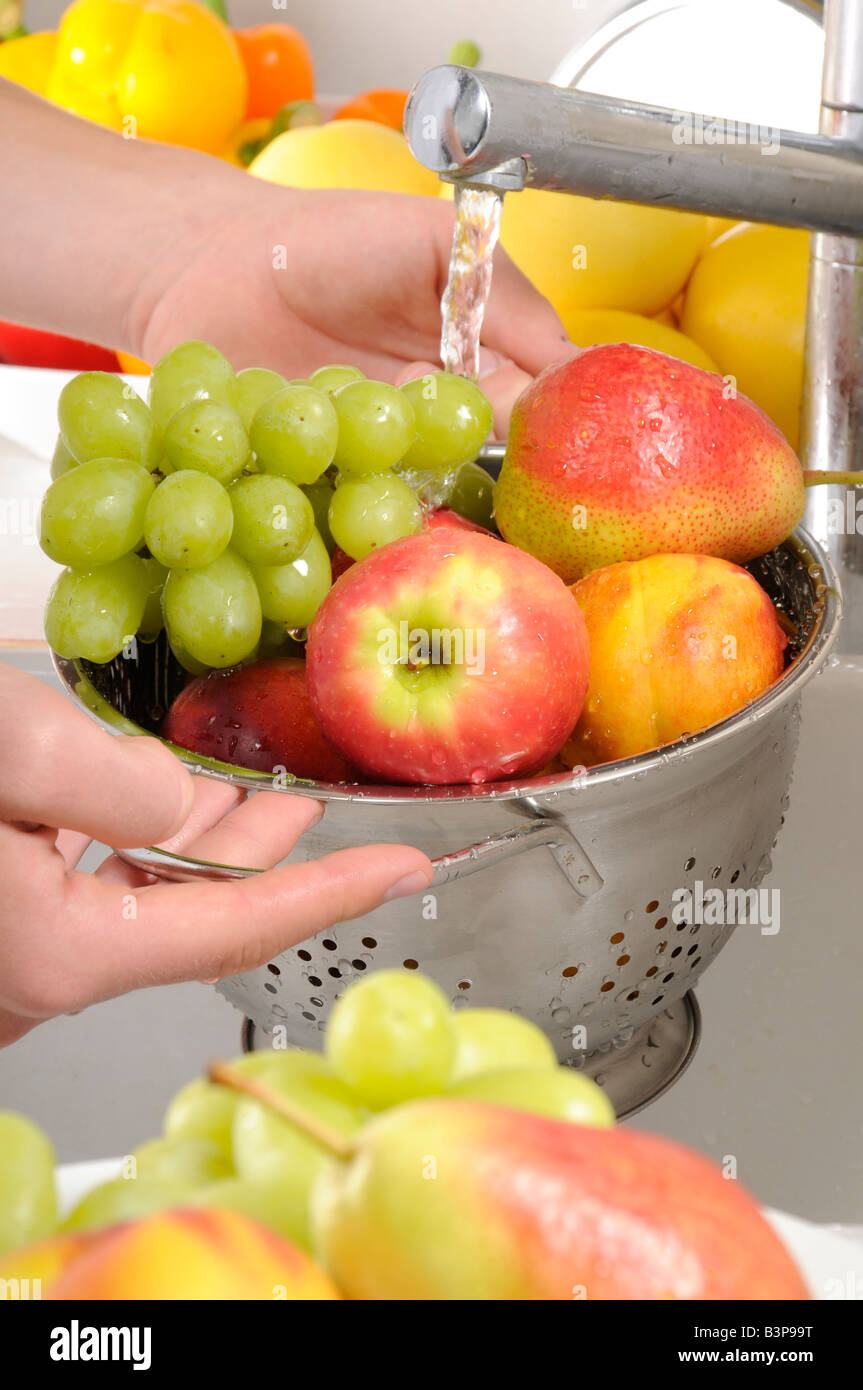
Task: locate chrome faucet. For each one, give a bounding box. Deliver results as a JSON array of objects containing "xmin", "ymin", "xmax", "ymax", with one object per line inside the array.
[{"xmin": 404, "ymin": 0, "xmax": 863, "ymax": 650}]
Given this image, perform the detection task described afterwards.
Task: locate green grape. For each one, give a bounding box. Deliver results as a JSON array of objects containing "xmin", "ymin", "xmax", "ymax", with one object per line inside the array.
[
  {"xmin": 231, "ymin": 366, "xmax": 288, "ymax": 430},
  {"xmin": 164, "ymin": 1078, "xmax": 246, "ymax": 1161},
  {"xmin": 308, "ymin": 364, "xmax": 365, "ymax": 395},
  {"xmin": 447, "ymin": 1066, "xmax": 616, "ymax": 1127},
  {"xmin": 144, "ymin": 470, "xmax": 233, "ymax": 570},
  {"xmin": 0, "ymin": 1112, "xmax": 57, "ymax": 1256},
  {"xmin": 252, "ymin": 529, "xmax": 331, "ymax": 627},
  {"xmin": 232, "ymin": 1056, "xmax": 365, "ymax": 1248},
  {"xmin": 449, "ymin": 38, "xmax": 481, "ymax": 67},
  {"xmin": 50, "ymin": 435, "xmax": 77, "ymax": 481},
  {"xmin": 40, "ymin": 457, "xmax": 155, "ymax": 568},
  {"xmin": 139, "ymin": 556, "xmax": 168, "ymax": 640},
  {"xmin": 63, "ymin": 1176, "xmax": 196, "ymax": 1234},
  {"xmin": 168, "ymin": 641, "xmax": 210, "ymax": 676},
  {"xmin": 147, "ymin": 340, "xmax": 235, "ymax": 431},
  {"xmin": 325, "ymin": 970, "xmax": 456, "ymax": 1110},
  {"xmin": 448, "ymin": 462, "xmax": 496, "ymax": 530},
  {"xmin": 250, "ymin": 385, "xmax": 338, "ymax": 485},
  {"xmin": 302, "ymin": 478, "xmax": 336, "ymax": 553},
  {"xmin": 229, "ymin": 473, "xmax": 315, "ymax": 566},
  {"xmin": 58, "ymin": 371, "xmax": 161, "ymax": 469},
  {"xmin": 45, "ymin": 554, "xmax": 149, "ymax": 663},
  {"xmin": 131, "ymin": 1135, "xmax": 232, "ymax": 1186},
  {"xmin": 400, "ymin": 372, "xmax": 493, "ymax": 472},
  {"xmin": 328, "ymin": 472, "xmax": 422, "ymax": 560},
  {"xmin": 163, "ymin": 399, "xmax": 249, "ymax": 484},
  {"xmin": 163, "ymin": 549, "xmax": 261, "ymax": 668},
  {"xmin": 450, "ymin": 1009, "xmax": 557, "ymax": 1083},
  {"xmin": 192, "ymin": 1176, "xmax": 312, "ymax": 1250},
  {"xmin": 331, "ymin": 379, "xmax": 416, "ymax": 473}
]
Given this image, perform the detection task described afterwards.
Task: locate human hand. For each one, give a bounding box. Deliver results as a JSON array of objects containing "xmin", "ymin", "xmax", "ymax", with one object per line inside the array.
[
  {"xmin": 136, "ymin": 185, "xmax": 574, "ymax": 436},
  {"xmin": 0, "ymin": 664, "xmax": 432, "ymax": 1047}
]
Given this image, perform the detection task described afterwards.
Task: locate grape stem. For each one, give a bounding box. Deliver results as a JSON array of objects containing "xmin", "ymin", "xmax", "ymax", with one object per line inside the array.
[
  {"xmin": 804, "ymin": 470, "xmax": 863, "ymax": 487},
  {"xmin": 208, "ymin": 1060, "xmax": 354, "ymax": 1160}
]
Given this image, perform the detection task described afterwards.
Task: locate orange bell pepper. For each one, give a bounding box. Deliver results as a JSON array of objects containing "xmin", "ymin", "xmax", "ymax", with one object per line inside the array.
[
  {"xmin": 333, "ymin": 89, "xmax": 408, "ymax": 132},
  {"xmin": 46, "ymin": 0, "xmax": 247, "ymax": 154},
  {"xmin": 234, "ymin": 23, "xmax": 314, "ymax": 120}
]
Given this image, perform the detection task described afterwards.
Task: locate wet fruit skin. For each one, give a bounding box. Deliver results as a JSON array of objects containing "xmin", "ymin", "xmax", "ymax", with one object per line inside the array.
[
  {"xmin": 494, "ymin": 344, "xmax": 806, "ymax": 584},
  {"xmin": 562, "ymin": 554, "xmax": 787, "ymax": 767},
  {"xmin": 161, "ymin": 658, "xmax": 357, "ymax": 782}
]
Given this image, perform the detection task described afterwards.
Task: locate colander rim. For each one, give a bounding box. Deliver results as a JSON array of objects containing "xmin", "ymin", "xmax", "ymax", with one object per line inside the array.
[{"xmin": 51, "ymin": 526, "xmax": 842, "ymax": 806}]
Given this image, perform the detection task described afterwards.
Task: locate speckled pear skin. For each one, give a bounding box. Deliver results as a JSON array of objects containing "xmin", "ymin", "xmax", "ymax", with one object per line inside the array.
[
  {"xmin": 493, "ymin": 344, "xmax": 806, "ymax": 583},
  {"xmin": 311, "ymin": 1099, "xmax": 809, "ymax": 1301}
]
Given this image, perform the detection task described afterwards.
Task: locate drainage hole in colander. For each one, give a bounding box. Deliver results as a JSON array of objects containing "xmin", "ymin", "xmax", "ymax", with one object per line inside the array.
[
  {"xmin": 362, "ymin": 936, "xmax": 377, "ymax": 949},
  {"xmin": 302, "ymin": 1010, "xmax": 315, "ymax": 1021},
  {"xmin": 684, "ymin": 856, "xmax": 696, "ymax": 871},
  {"xmin": 689, "ymin": 923, "xmax": 701, "ymax": 936},
  {"xmin": 687, "ymin": 945, "xmax": 698, "ymax": 956},
  {"xmin": 600, "ymin": 981, "xmax": 614, "ymax": 993},
  {"xmin": 651, "ymin": 995, "xmax": 664, "ymax": 1006},
  {"xmin": 322, "ymin": 939, "xmax": 337, "ymax": 951},
  {"xmin": 731, "ymin": 869, "xmax": 741, "ymax": 883},
  {"xmin": 264, "ymin": 983, "xmax": 276, "ymax": 994},
  {"xmin": 609, "ymin": 931, "xmax": 624, "ymax": 944},
  {"xmin": 403, "ymin": 958, "xmax": 419, "ymax": 969},
  {"xmin": 645, "ymin": 966, "xmax": 658, "ymax": 977},
  {"xmin": 308, "ymin": 975, "xmax": 322, "ymax": 986},
  {"xmin": 626, "ymin": 990, "xmax": 639, "ymax": 1000},
  {"xmin": 297, "ymin": 949, "xmax": 312, "ymax": 962},
  {"xmin": 645, "ymin": 899, "xmax": 659, "ymax": 913},
  {"xmin": 690, "ymin": 956, "xmax": 702, "ymax": 969},
  {"xmin": 662, "ymin": 972, "xmax": 675, "ymax": 983},
  {"xmin": 328, "ymin": 967, "xmax": 341, "ymax": 978},
  {"xmin": 310, "ymin": 997, "xmax": 324, "ymax": 1007},
  {"xmin": 562, "ymin": 965, "xmax": 579, "ymax": 978},
  {"xmin": 657, "ymin": 940, "xmax": 668, "ymax": 954},
  {"xmin": 352, "ymin": 959, "xmax": 367, "ymax": 971},
  {"xmin": 267, "ymin": 964, "xmax": 280, "ymax": 976},
  {"xmin": 710, "ymin": 866, "xmax": 722, "ymax": 880},
  {"xmin": 671, "ymin": 947, "xmax": 683, "ymax": 958},
  {"xmin": 616, "ymin": 954, "xmax": 630, "ymax": 966},
  {"xmin": 457, "ymin": 980, "xmax": 472, "ymax": 991},
  {"xmin": 654, "ymin": 916, "xmax": 668, "ymax": 930}
]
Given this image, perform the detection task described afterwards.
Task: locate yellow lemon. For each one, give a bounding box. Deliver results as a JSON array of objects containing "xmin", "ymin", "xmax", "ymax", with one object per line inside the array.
[
  {"xmin": 703, "ymin": 216, "xmax": 739, "ymax": 246},
  {"xmin": 492, "ymin": 186, "xmax": 705, "ymax": 319},
  {"xmin": 249, "ymin": 119, "xmax": 439, "ymax": 196},
  {"xmin": 0, "ymin": 32, "xmax": 57, "ymax": 95},
  {"xmin": 563, "ymin": 308, "xmax": 719, "ymax": 373},
  {"xmin": 681, "ymin": 223, "xmax": 808, "ymax": 447}
]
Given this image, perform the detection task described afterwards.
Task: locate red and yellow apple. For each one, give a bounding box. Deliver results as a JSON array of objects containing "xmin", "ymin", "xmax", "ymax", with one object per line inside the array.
[
  {"xmin": 46, "ymin": 1207, "xmax": 341, "ymax": 1300},
  {"xmin": 306, "ymin": 528, "xmax": 590, "ymax": 785},
  {"xmin": 162, "ymin": 658, "xmax": 357, "ymax": 782},
  {"xmin": 494, "ymin": 344, "xmax": 806, "ymax": 583},
  {"xmin": 562, "ymin": 553, "xmax": 787, "ymax": 767}
]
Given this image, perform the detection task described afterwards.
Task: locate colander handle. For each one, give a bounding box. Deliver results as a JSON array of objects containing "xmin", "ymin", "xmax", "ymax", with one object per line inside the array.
[{"xmin": 112, "ymin": 817, "xmax": 603, "ymax": 898}]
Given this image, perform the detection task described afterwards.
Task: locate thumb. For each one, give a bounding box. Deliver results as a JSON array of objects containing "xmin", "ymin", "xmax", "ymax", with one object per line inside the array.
[{"xmin": 0, "ymin": 663, "xmax": 194, "ymax": 846}]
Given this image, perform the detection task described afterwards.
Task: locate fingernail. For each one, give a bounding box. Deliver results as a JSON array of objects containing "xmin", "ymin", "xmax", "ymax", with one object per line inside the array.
[{"xmin": 383, "ymin": 869, "xmax": 432, "ymax": 902}]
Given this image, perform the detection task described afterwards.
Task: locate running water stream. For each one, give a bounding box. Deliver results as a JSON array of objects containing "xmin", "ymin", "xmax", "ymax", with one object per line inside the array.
[{"xmin": 440, "ymin": 185, "xmax": 504, "ymax": 379}]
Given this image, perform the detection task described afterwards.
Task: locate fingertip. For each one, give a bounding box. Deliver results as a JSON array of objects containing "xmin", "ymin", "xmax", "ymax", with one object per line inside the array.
[{"xmin": 117, "ymin": 736, "xmax": 195, "ymax": 843}]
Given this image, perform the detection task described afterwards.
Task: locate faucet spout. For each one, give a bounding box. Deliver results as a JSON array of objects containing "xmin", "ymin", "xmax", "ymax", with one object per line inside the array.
[{"xmin": 404, "ymin": 65, "xmax": 863, "ymax": 237}]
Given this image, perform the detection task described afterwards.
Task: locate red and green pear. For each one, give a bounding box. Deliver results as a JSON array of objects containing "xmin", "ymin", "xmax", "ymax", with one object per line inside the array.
[
  {"xmin": 494, "ymin": 345, "xmax": 806, "ymax": 582},
  {"xmin": 311, "ymin": 1099, "xmax": 808, "ymax": 1301}
]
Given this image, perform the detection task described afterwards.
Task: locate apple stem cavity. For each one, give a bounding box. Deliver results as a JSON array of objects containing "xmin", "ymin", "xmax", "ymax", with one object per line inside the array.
[
  {"xmin": 208, "ymin": 1060, "xmax": 354, "ymax": 1161},
  {"xmin": 803, "ymin": 470, "xmax": 863, "ymax": 487}
]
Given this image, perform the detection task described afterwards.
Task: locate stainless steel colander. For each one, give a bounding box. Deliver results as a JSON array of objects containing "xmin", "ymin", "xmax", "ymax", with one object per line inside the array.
[{"xmin": 52, "ymin": 529, "xmax": 841, "ymax": 1093}]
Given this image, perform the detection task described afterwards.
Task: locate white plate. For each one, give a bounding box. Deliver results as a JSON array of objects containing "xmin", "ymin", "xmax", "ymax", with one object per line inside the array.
[
  {"xmin": 0, "ymin": 365, "xmax": 146, "ymax": 645},
  {"xmin": 55, "ymin": 1159, "xmax": 863, "ymax": 1299}
]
